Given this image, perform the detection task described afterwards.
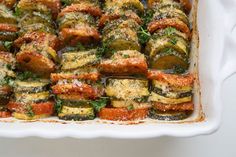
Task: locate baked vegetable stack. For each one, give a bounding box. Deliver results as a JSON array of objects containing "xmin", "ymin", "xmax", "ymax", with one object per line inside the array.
[
  {"xmin": 14, "ymin": 0, "xmax": 60, "ymax": 75},
  {"xmin": 0, "ymin": 51, "xmax": 15, "ymax": 118},
  {"xmin": 7, "ymin": 0, "xmax": 61, "ymax": 120},
  {"xmin": 51, "ymin": 0, "xmax": 104, "ymax": 121},
  {"xmin": 147, "ymin": 70, "xmax": 194, "ymax": 120},
  {"xmin": 0, "ymin": 1, "xmax": 17, "ymax": 118},
  {"xmin": 146, "ymin": 0, "xmax": 194, "ymax": 121},
  {"xmin": 0, "ymin": 2, "xmax": 17, "ymax": 52},
  {"xmin": 7, "ymin": 74, "xmax": 54, "ymax": 120},
  {"xmin": 146, "ymin": 0, "xmax": 191, "ymax": 73},
  {"xmin": 98, "ymin": 0, "xmax": 150, "ymax": 121}
]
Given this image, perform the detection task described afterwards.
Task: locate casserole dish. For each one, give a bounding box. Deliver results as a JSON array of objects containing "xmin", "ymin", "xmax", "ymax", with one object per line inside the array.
[{"xmin": 0, "ymin": 0, "xmax": 234, "ymax": 139}]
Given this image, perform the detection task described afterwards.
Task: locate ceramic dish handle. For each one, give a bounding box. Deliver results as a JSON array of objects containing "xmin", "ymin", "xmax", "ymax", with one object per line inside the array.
[{"xmin": 220, "ymin": 1, "xmax": 236, "ymax": 81}]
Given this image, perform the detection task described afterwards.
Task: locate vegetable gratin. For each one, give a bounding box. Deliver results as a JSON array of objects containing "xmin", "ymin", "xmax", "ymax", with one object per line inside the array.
[{"xmin": 0, "ymin": 0, "xmax": 197, "ymax": 122}]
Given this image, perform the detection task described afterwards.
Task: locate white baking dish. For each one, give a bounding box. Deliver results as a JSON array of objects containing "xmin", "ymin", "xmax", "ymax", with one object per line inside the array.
[{"xmin": 0, "ymin": 0, "xmax": 234, "ymax": 139}]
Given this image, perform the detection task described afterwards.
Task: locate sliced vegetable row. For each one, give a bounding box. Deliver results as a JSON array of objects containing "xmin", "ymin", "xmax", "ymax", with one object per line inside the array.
[
  {"xmin": 146, "ymin": 0, "xmax": 194, "ymax": 120},
  {"xmin": 51, "ymin": 0, "xmax": 104, "ymax": 121},
  {"xmin": 0, "ymin": 1, "xmax": 17, "ymax": 117},
  {"xmin": 7, "ymin": 0, "xmax": 61, "ymax": 120},
  {"xmin": 98, "ymin": 0, "xmax": 152, "ymax": 121}
]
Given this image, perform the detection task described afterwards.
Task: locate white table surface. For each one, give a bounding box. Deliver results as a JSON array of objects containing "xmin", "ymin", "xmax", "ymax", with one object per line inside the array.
[{"xmin": 0, "ymin": 75, "xmax": 235, "ymax": 157}]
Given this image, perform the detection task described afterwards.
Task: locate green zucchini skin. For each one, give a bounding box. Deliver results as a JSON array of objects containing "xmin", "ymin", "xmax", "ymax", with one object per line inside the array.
[
  {"xmin": 14, "ymin": 80, "xmax": 50, "ymax": 93},
  {"xmin": 148, "ymin": 108, "xmax": 190, "ymax": 121},
  {"xmin": 58, "ymin": 114, "xmax": 95, "ymax": 121},
  {"xmin": 152, "ymin": 87, "xmax": 192, "ymax": 99},
  {"xmin": 150, "ymin": 48, "xmax": 189, "ymax": 73}
]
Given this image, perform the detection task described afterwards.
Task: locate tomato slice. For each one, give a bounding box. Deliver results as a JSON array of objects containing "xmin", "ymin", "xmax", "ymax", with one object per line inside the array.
[
  {"xmin": 99, "ymin": 58, "xmax": 148, "ymax": 75},
  {"xmin": 7, "ymin": 101, "xmax": 54, "ymax": 115},
  {"xmin": 0, "ymin": 111, "xmax": 12, "ymax": 118},
  {"xmin": 58, "ymin": 3, "xmax": 102, "ymax": 17},
  {"xmin": 153, "ymin": 102, "xmax": 194, "ymax": 111},
  {"xmin": 50, "ymin": 72, "xmax": 100, "ymax": 83},
  {"xmin": 99, "ymin": 108, "xmax": 148, "ymax": 121},
  {"xmin": 0, "ymin": 24, "xmax": 18, "ymax": 32},
  {"xmin": 148, "ymin": 18, "xmax": 190, "ymax": 39},
  {"xmin": 147, "ymin": 70, "xmax": 194, "ymax": 87}
]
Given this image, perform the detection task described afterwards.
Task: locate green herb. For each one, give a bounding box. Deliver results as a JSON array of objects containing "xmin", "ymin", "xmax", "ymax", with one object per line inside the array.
[
  {"xmin": 127, "ymin": 105, "xmax": 134, "ymax": 111},
  {"xmin": 6, "ymin": 64, "xmax": 12, "ymax": 70},
  {"xmin": 138, "ymin": 27, "xmax": 151, "ymax": 44},
  {"xmin": 90, "ymin": 97, "xmax": 108, "ymax": 112},
  {"xmin": 3, "ymin": 41, "xmax": 12, "ymax": 51},
  {"xmin": 76, "ymin": 42, "xmax": 86, "ymax": 51},
  {"xmin": 135, "ymin": 96, "xmax": 149, "ymax": 103},
  {"xmin": 0, "ymin": 76, "xmax": 14, "ymax": 86},
  {"xmin": 96, "ymin": 41, "xmax": 115, "ymax": 58},
  {"xmin": 164, "ymin": 27, "xmax": 176, "ymax": 36},
  {"xmin": 17, "ymin": 71, "xmax": 39, "ymax": 81},
  {"xmin": 123, "ymin": 54, "xmax": 130, "ymax": 58},
  {"xmin": 173, "ymin": 65, "xmax": 186, "ymax": 74},
  {"xmin": 60, "ymin": 0, "xmax": 72, "ymax": 6},
  {"xmin": 26, "ymin": 105, "xmax": 35, "ymax": 117},
  {"xmin": 55, "ymin": 98, "xmax": 63, "ymax": 114},
  {"xmin": 142, "ymin": 9, "xmax": 154, "ymax": 25},
  {"xmin": 169, "ymin": 38, "xmax": 177, "ymax": 45},
  {"xmin": 14, "ymin": 6, "xmax": 21, "ymax": 17}
]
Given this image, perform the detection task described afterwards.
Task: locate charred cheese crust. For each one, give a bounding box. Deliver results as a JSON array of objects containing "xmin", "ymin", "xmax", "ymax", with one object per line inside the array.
[{"xmin": 105, "ymin": 79, "xmax": 149, "ymax": 100}]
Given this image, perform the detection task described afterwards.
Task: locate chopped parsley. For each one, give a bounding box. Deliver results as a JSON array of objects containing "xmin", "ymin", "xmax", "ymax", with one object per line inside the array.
[
  {"xmin": 127, "ymin": 105, "xmax": 134, "ymax": 111},
  {"xmin": 26, "ymin": 105, "xmax": 35, "ymax": 117},
  {"xmin": 164, "ymin": 27, "xmax": 176, "ymax": 36},
  {"xmin": 3, "ymin": 41, "xmax": 13, "ymax": 51},
  {"xmin": 90, "ymin": 97, "xmax": 108, "ymax": 112},
  {"xmin": 17, "ymin": 71, "xmax": 39, "ymax": 81},
  {"xmin": 169, "ymin": 38, "xmax": 177, "ymax": 45},
  {"xmin": 55, "ymin": 98, "xmax": 63, "ymax": 114}
]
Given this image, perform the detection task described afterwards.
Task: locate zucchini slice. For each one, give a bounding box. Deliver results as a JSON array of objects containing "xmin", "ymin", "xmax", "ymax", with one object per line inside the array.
[
  {"xmin": 19, "ymin": 12, "xmax": 53, "ymax": 28},
  {"xmin": 152, "ymin": 87, "xmax": 192, "ymax": 99},
  {"xmin": 58, "ymin": 105, "xmax": 95, "ymax": 121},
  {"xmin": 105, "ymin": 0, "xmax": 144, "ymax": 15},
  {"xmin": 0, "ymin": 31, "xmax": 17, "ymax": 41},
  {"xmin": 152, "ymin": 79, "xmax": 193, "ymax": 93},
  {"xmin": 105, "ymin": 78, "xmax": 149, "ymax": 100},
  {"xmin": 148, "ymin": 108, "xmax": 190, "ymax": 121},
  {"xmin": 103, "ymin": 28, "xmax": 140, "ymax": 52},
  {"xmin": 111, "ymin": 100, "xmax": 151, "ymax": 109},
  {"xmin": 148, "ymin": 91, "xmax": 192, "ymax": 104},
  {"xmin": 146, "ymin": 35, "xmax": 189, "ymax": 57},
  {"xmin": 61, "ymin": 0, "xmax": 100, "ymax": 6},
  {"xmin": 153, "ymin": 27, "xmax": 189, "ymax": 41},
  {"xmin": 16, "ymin": 0, "xmax": 61, "ymax": 19},
  {"xmin": 14, "ymin": 79, "xmax": 50, "ymax": 93},
  {"xmin": 13, "ymin": 112, "xmax": 50, "ymax": 120},
  {"xmin": 103, "ymin": 18, "xmax": 139, "ymax": 35},
  {"xmin": 0, "ymin": 4, "xmax": 17, "ymax": 24},
  {"xmin": 15, "ymin": 91, "xmax": 50, "ymax": 104},
  {"xmin": 19, "ymin": 23, "xmax": 55, "ymax": 36},
  {"xmin": 58, "ymin": 12, "xmax": 95, "ymax": 30},
  {"xmin": 152, "ymin": 5, "xmax": 189, "ymax": 25},
  {"xmin": 150, "ymin": 48, "xmax": 189, "ymax": 72},
  {"xmin": 61, "ymin": 49, "xmax": 99, "ymax": 70}
]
